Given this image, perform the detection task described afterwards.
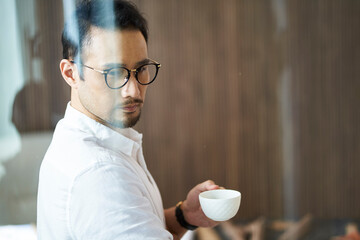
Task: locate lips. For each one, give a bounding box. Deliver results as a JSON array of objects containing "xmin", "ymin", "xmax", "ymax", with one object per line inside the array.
[
  {"xmin": 122, "ymin": 104, "xmax": 139, "ymax": 113},
  {"xmin": 118, "ymin": 98, "xmax": 143, "ymax": 113}
]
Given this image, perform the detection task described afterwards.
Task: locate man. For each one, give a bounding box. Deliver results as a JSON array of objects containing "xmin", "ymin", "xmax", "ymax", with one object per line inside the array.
[{"xmin": 37, "ymin": 0, "xmax": 221, "ymax": 239}]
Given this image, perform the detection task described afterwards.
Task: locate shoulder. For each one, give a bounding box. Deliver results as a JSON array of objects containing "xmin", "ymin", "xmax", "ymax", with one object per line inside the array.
[{"xmin": 41, "ymin": 120, "xmax": 132, "ymax": 181}]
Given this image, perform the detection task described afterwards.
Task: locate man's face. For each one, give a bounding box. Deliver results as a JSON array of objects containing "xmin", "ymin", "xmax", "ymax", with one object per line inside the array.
[{"xmin": 76, "ymin": 27, "xmax": 148, "ymax": 128}]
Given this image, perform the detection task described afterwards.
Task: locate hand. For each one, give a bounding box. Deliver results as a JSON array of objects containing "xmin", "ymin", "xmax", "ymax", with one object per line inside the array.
[{"xmin": 181, "ymin": 180, "xmax": 221, "ymax": 228}]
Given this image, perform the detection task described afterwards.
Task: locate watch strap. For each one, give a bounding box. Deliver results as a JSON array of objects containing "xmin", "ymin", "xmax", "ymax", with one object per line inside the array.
[{"xmin": 175, "ymin": 201, "xmax": 198, "ymax": 231}]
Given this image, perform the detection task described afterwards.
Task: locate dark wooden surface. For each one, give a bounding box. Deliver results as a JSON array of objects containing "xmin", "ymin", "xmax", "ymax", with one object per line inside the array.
[
  {"xmin": 133, "ymin": 0, "xmax": 284, "ymax": 219},
  {"xmin": 12, "ymin": 0, "xmax": 360, "ymax": 219},
  {"xmin": 287, "ymin": 0, "xmax": 360, "ymax": 218}
]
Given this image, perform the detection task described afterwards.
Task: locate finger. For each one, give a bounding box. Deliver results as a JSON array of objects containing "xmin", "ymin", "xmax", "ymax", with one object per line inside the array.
[
  {"xmin": 206, "ymin": 184, "xmax": 220, "ymax": 191},
  {"xmin": 198, "ymin": 180, "xmax": 219, "ymax": 191}
]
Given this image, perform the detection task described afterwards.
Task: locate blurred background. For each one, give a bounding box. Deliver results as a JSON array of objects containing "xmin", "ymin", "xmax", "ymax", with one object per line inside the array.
[{"xmin": 0, "ymin": 0, "xmax": 359, "ymax": 239}]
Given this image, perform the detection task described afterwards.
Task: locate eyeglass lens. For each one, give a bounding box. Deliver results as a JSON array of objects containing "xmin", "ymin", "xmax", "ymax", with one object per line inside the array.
[{"xmin": 106, "ymin": 64, "xmax": 157, "ymax": 89}]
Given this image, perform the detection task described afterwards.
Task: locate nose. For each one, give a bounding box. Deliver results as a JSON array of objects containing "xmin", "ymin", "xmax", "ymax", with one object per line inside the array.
[{"xmin": 121, "ymin": 71, "xmax": 140, "ymax": 99}]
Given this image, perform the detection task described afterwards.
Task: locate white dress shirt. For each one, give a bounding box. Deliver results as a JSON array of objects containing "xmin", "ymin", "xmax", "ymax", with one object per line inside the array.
[{"xmin": 37, "ymin": 103, "xmax": 173, "ymax": 240}]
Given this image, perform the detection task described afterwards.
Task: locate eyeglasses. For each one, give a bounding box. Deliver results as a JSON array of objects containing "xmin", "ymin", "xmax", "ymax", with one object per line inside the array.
[{"xmin": 70, "ymin": 59, "xmax": 161, "ymax": 89}]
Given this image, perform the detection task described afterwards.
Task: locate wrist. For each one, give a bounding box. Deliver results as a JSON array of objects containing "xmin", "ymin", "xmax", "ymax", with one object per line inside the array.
[
  {"xmin": 175, "ymin": 201, "xmax": 198, "ymax": 231},
  {"xmin": 181, "ymin": 200, "xmax": 192, "ymax": 223}
]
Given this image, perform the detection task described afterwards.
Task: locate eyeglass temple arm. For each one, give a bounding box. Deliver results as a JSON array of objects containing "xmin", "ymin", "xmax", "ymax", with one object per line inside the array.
[
  {"xmin": 70, "ymin": 60, "xmax": 107, "ymax": 74},
  {"xmin": 84, "ymin": 65, "xmax": 106, "ymax": 74}
]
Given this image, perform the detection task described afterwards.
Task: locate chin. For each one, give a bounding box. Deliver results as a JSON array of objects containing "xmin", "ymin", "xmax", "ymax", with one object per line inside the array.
[
  {"xmin": 124, "ymin": 114, "xmax": 141, "ymax": 128},
  {"xmin": 110, "ymin": 112, "xmax": 141, "ymax": 129}
]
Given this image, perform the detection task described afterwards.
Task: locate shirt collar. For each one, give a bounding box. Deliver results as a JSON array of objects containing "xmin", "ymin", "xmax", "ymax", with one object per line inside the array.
[{"xmin": 63, "ymin": 102, "xmax": 143, "ymax": 157}]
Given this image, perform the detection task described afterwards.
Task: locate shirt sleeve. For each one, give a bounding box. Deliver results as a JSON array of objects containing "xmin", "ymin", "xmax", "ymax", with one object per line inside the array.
[{"xmin": 67, "ymin": 162, "xmax": 173, "ymax": 240}]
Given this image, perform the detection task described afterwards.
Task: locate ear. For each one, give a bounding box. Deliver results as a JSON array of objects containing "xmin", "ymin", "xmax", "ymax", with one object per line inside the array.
[{"xmin": 60, "ymin": 59, "xmax": 80, "ymax": 89}]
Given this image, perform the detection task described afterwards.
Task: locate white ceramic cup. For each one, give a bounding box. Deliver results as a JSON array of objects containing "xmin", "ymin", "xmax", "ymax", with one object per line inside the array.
[{"xmin": 199, "ymin": 189, "xmax": 241, "ymax": 221}]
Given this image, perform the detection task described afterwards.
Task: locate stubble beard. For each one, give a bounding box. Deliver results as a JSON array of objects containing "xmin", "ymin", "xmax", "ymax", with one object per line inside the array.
[
  {"xmin": 79, "ymin": 98, "xmax": 142, "ymax": 129},
  {"xmin": 78, "ymin": 90, "xmax": 143, "ymax": 129},
  {"xmin": 109, "ymin": 110, "xmax": 141, "ymax": 129}
]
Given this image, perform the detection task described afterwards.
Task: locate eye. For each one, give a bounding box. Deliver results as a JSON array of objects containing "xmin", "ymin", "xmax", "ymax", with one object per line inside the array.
[
  {"xmin": 108, "ymin": 69, "xmax": 120, "ymax": 76},
  {"xmin": 138, "ymin": 65, "xmax": 148, "ymax": 72}
]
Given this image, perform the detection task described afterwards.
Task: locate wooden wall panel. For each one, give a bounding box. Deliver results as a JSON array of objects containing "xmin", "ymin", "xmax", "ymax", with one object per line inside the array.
[
  {"xmin": 13, "ymin": 0, "xmax": 68, "ymax": 132},
  {"xmin": 12, "ymin": 0, "xmax": 359, "ymax": 219},
  {"xmin": 37, "ymin": 0, "xmax": 70, "ymax": 127},
  {"xmin": 287, "ymin": 0, "xmax": 360, "ymax": 218},
  {"xmin": 134, "ymin": 0, "xmax": 283, "ymax": 219}
]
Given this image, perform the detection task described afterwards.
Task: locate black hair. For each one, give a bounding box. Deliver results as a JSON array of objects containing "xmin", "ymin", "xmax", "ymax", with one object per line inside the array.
[{"xmin": 61, "ymin": 0, "xmax": 148, "ymax": 60}]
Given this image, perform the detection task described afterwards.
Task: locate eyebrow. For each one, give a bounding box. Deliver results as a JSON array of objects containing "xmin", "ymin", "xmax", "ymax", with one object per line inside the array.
[{"xmin": 102, "ymin": 58, "xmax": 151, "ymax": 69}]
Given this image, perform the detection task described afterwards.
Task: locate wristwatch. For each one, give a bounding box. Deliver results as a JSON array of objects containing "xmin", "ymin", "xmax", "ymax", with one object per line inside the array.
[{"xmin": 175, "ymin": 201, "xmax": 198, "ymax": 230}]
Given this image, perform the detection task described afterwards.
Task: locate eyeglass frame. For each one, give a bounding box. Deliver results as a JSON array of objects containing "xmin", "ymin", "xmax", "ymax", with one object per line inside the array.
[{"xmin": 69, "ymin": 59, "xmax": 161, "ymax": 89}]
